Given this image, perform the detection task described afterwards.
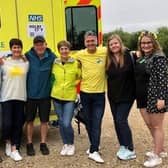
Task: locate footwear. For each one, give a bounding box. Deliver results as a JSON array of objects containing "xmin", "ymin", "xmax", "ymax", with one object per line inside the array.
[
  {"xmin": 88, "ymin": 152, "xmax": 104, "ymax": 163},
  {"xmin": 10, "ymin": 150, "xmax": 22, "ymax": 161},
  {"xmin": 144, "ymin": 153, "xmax": 162, "ymax": 167},
  {"xmin": 117, "ymin": 146, "xmax": 126, "ymax": 158},
  {"xmin": 86, "ymin": 149, "xmax": 90, "ymax": 155},
  {"xmin": 26, "ymin": 143, "xmax": 35, "ymax": 156},
  {"xmin": 60, "ymin": 144, "xmax": 68, "ymax": 156},
  {"xmin": 118, "ymin": 148, "xmax": 136, "ymax": 160},
  {"xmin": 67, "ymin": 145, "xmax": 75, "ymax": 156},
  {"xmin": 86, "ymin": 146, "xmax": 100, "ymax": 155},
  {"xmin": 5, "ymin": 143, "xmax": 11, "ymax": 156},
  {"xmin": 146, "ymin": 151, "xmax": 168, "ymax": 158},
  {"xmin": 40, "ymin": 143, "xmax": 49, "ymax": 155}
]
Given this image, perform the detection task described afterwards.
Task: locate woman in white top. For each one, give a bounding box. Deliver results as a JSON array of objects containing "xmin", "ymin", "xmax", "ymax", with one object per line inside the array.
[{"xmin": 1, "ymin": 38, "xmax": 29, "ymax": 161}]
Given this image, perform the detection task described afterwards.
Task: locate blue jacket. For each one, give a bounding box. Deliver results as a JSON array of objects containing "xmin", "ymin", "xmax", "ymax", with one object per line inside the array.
[{"xmin": 25, "ymin": 48, "xmax": 56, "ymax": 99}]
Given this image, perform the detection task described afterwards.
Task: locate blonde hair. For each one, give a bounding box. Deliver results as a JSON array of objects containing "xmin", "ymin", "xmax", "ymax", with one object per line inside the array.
[
  {"xmin": 106, "ymin": 34, "xmax": 125, "ymax": 70},
  {"xmin": 138, "ymin": 31, "xmax": 162, "ymax": 55}
]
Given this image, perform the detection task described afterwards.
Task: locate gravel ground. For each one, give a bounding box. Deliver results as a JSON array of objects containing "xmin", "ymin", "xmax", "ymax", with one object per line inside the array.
[{"xmin": 0, "ymin": 102, "xmax": 168, "ymax": 168}]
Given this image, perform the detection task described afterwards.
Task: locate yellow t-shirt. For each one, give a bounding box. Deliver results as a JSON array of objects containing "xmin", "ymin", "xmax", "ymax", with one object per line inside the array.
[{"xmin": 74, "ymin": 47, "xmax": 107, "ymax": 93}]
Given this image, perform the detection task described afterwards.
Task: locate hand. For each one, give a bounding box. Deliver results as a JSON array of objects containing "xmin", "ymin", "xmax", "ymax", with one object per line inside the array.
[
  {"xmin": 0, "ymin": 58, "xmax": 4, "ymax": 65},
  {"xmin": 157, "ymin": 99, "xmax": 165, "ymax": 110}
]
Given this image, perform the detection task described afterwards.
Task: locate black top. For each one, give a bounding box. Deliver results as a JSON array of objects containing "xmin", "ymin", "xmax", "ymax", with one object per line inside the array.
[
  {"xmin": 134, "ymin": 56, "xmax": 150, "ymax": 102},
  {"xmin": 106, "ymin": 50, "xmax": 135, "ymax": 103}
]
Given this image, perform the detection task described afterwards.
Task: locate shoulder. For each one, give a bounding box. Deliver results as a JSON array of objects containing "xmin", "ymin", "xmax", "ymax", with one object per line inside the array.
[
  {"xmin": 153, "ymin": 51, "xmax": 167, "ymax": 61},
  {"xmin": 46, "ymin": 48, "xmax": 57, "ymax": 60},
  {"xmin": 97, "ymin": 46, "xmax": 107, "ymax": 53}
]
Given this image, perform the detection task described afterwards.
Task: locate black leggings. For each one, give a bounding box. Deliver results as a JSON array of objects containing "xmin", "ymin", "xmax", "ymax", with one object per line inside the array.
[{"xmin": 2, "ymin": 100, "xmax": 25, "ymax": 149}]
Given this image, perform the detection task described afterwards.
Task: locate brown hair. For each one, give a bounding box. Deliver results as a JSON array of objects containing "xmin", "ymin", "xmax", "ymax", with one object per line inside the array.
[
  {"xmin": 106, "ymin": 34, "xmax": 125, "ymax": 70},
  {"xmin": 138, "ymin": 31, "xmax": 162, "ymax": 55},
  {"xmin": 9, "ymin": 38, "xmax": 23, "ymax": 49},
  {"xmin": 57, "ymin": 40, "xmax": 71, "ymax": 51}
]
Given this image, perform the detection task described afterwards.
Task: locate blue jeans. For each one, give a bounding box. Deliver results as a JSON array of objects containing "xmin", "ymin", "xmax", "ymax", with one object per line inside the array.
[
  {"xmin": 53, "ymin": 99, "xmax": 75, "ymax": 144},
  {"xmin": 80, "ymin": 92, "xmax": 105, "ymax": 153},
  {"xmin": 108, "ymin": 99, "xmax": 134, "ymax": 151}
]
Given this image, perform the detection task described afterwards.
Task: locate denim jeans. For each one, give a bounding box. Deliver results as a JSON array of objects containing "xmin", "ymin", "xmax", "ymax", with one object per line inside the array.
[
  {"xmin": 53, "ymin": 99, "xmax": 75, "ymax": 145},
  {"xmin": 108, "ymin": 99, "xmax": 134, "ymax": 151},
  {"xmin": 80, "ymin": 91, "xmax": 105, "ymax": 153}
]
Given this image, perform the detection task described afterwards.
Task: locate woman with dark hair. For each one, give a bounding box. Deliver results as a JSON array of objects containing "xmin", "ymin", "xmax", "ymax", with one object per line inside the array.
[
  {"xmin": 106, "ymin": 34, "xmax": 136, "ymax": 160},
  {"xmin": 1, "ymin": 38, "xmax": 29, "ymax": 161},
  {"xmin": 135, "ymin": 31, "xmax": 167, "ymax": 167}
]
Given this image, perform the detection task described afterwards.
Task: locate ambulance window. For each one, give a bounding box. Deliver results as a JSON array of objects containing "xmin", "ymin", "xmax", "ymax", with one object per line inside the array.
[{"xmin": 65, "ymin": 6, "xmax": 98, "ymax": 50}]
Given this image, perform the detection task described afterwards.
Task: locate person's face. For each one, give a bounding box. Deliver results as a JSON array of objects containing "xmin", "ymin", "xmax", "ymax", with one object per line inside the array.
[
  {"xmin": 84, "ymin": 35, "xmax": 97, "ymax": 52},
  {"xmin": 140, "ymin": 36, "xmax": 154, "ymax": 55},
  {"xmin": 59, "ymin": 46, "xmax": 70, "ymax": 59},
  {"xmin": 108, "ymin": 38, "xmax": 121, "ymax": 54},
  {"xmin": 11, "ymin": 45, "xmax": 22, "ymax": 57},
  {"xmin": 33, "ymin": 42, "xmax": 47, "ymax": 56}
]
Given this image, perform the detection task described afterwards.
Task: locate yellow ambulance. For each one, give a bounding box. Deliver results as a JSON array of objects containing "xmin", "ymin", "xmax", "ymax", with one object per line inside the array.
[{"xmin": 0, "ymin": 0, "xmax": 102, "ymax": 56}]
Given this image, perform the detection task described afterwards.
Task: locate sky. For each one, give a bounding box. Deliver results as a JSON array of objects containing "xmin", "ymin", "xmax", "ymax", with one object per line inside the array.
[{"xmin": 101, "ymin": 0, "xmax": 168, "ymax": 33}]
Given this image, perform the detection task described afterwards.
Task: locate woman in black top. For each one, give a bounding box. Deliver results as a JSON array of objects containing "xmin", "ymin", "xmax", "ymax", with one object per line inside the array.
[
  {"xmin": 106, "ymin": 34, "xmax": 136, "ymax": 160},
  {"xmin": 136, "ymin": 31, "xmax": 167, "ymax": 167}
]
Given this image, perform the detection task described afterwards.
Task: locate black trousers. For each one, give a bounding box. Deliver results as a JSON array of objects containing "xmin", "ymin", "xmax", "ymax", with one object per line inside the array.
[{"xmin": 2, "ymin": 100, "xmax": 25, "ymax": 149}]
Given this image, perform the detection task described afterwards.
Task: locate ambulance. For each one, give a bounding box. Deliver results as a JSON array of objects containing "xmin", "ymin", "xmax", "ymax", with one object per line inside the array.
[
  {"xmin": 0, "ymin": 0, "xmax": 103, "ymax": 125},
  {"xmin": 0, "ymin": 0, "xmax": 102, "ymax": 56}
]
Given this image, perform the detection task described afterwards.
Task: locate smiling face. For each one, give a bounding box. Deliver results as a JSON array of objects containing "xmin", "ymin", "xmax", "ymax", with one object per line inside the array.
[
  {"xmin": 59, "ymin": 45, "xmax": 70, "ymax": 59},
  {"xmin": 108, "ymin": 38, "xmax": 121, "ymax": 54},
  {"xmin": 84, "ymin": 35, "xmax": 97, "ymax": 53},
  {"xmin": 140, "ymin": 36, "xmax": 154, "ymax": 55},
  {"xmin": 11, "ymin": 45, "xmax": 22, "ymax": 58},
  {"xmin": 33, "ymin": 42, "xmax": 47, "ymax": 56}
]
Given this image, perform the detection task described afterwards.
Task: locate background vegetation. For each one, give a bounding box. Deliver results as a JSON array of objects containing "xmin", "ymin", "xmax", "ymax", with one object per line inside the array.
[{"xmin": 103, "ymin": 26, "xmax": 168, "ymax": 56}]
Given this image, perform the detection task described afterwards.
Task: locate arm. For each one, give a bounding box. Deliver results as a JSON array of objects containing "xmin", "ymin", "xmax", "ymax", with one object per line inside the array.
[{"xmin": 155, "ymin": 56, "xmax": 167, "ymax": 109}]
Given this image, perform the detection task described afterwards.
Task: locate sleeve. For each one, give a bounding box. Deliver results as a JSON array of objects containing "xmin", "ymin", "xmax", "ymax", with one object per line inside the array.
[{"xmin": 155, "ymin": 56, "xmax": 168, "ymax": 100}]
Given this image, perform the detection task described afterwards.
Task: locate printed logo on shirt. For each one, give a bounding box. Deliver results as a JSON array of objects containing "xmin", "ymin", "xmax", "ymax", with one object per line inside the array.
[
  {"xmin": 96, "ymin": 58, "xmax": 103, "ymax": 64},
  {"xmin": 9, "ymin": 65, "xmax": 24, "ymax": 77}
]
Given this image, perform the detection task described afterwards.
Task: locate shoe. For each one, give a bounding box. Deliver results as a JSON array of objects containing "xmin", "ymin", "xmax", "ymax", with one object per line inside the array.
[
  {"xmin": 88, "ymin": 152, "xmax": 104, "ymax": 163},
  {"xmin": 60, "ymin": 144, "xmax": 68, "ymax": 156},
  {"xmin": 116, "ymin": 146, "xmax": 126, "ymax": 158},
  {"xmin": 67, "ymin": 145, "xmax": 75, "ymax": 156},
  {"xmin": 146, "ymin": 151, "xmax": 168, "ymax": 158},
  {"xmin": 26, "ymin": 143, "xmax": 35, "ymax": 156},
  {"xmin": 86, "ymin": 149, "xmax": 90, "ymax": 155},
  {"xmin": 10, "ymin": 150, "xmax": 22, "ymax": 161},
  {"xmin": 5, "ymin": 143, "xmax": 11, "ymax": 156},
  {"xmin": 40, "ymin": 143, "xmax": 49, "ymax": 155},
  {"xmin": 144, "ymin": 153, "xmax": 162, "ymax": 167},
  {"xmin": 118, "ymin": 148, "xmax": 136, "ymax": 160},
  {"xmin": 86, "ymin": 146, "xmax": 100, "ymax": 155}
]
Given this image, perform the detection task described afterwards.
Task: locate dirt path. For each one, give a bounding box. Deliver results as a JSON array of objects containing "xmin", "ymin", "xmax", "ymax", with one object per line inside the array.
[{"xmin": 0, "ymin": 102, "xmax": 168, "ymax": 168}]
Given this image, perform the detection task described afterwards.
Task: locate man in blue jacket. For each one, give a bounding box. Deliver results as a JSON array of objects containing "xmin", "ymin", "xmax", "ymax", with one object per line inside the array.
[{"xmin": 25, "ymin": 36, "xmax": 56, "ymax": 156}]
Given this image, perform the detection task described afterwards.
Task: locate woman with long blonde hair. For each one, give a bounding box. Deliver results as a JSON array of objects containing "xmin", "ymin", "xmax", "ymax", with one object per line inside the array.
[
  {"xmin": 106, "ymin": 34, "xmax": 136, "ymax": 160},
  {"xmin": 135, "ymin": 31, "xmax": 167, "ymax": 167}
]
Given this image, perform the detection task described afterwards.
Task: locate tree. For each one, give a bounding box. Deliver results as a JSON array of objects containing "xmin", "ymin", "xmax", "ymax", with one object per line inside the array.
[{"xmin": 157, "ymin": 27, "xmax": 168, "ymax": 56}]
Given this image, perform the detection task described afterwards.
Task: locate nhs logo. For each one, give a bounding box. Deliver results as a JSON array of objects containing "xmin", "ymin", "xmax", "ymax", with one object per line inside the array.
[{"xmin": 28, "ymin": 15, "xmax": 43, "ymax": 22}]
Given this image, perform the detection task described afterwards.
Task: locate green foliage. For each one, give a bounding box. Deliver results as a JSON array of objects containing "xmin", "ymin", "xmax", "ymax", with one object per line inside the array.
[
  {"xmin": 103, "ymin": 27, "xmax": 168, "ymax": 56},
  {"xmin": 157, "ymin": 27, "xmax": 168, "ymax": 56}
]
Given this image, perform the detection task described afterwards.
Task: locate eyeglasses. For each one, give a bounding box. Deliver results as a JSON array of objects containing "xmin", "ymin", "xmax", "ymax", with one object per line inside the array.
[{"xmin": 140, "ymin": 41, "xmax": 152, "ymax": 45}]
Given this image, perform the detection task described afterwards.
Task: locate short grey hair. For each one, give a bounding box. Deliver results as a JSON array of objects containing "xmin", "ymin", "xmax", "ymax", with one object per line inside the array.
[{"xmin": 84, "ymin": 31, "xmax": 97, "ymax": 39}]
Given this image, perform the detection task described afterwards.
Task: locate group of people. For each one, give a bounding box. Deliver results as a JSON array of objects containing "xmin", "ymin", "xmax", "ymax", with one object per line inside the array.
[{"xmin": 0, "ymin": 30, "xmax": 167, "ymax": 168}]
